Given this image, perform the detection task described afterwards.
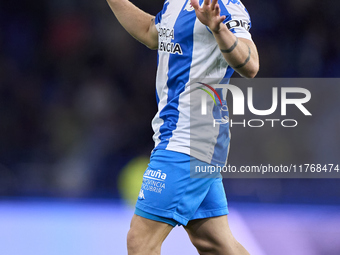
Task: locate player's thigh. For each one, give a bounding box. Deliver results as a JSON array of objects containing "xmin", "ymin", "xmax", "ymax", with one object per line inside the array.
[
  {"xmin": 127, "ymin": 214, "xmax": 173, "ymax": 253},
  {"xmin": 184, "ymin": 215, "xmax": 242, "ymax": 254}
]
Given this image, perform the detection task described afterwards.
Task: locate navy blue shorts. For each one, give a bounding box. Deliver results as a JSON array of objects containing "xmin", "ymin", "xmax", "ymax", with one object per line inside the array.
[{"xmin": 135, "ymin": 150, "xmax": 229, "ymax": 226}]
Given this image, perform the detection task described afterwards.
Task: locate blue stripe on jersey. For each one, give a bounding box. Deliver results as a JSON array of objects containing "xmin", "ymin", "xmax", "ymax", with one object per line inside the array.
[
  {"xmin": 155, "ymin": 1, "xmax": 169, "ymax": 25},
  {"xmin": 155, "ymin": 1, "xmax": 197, "ymax": 150},
  {"xmin": 156, "ymin": 53, "xmax": 160, "ymax": 104},
  {"xmin": 156, "ymin": 89, "xmax": 160, "ymax": 104},
  {"xmin": 224, "ymin": 65, "xmax": 235, "ymax": 79},
  {"xmin": 211, "ymin": 88, "xmax": 230, "ymax": 165},
  {"xmin": 244, "ymin": 7, "xmax": 252, "ymax": 29}
]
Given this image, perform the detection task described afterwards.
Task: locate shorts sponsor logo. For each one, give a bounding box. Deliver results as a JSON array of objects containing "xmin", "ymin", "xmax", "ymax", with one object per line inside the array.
[
  {"xmin": 144, "ymin": 169, "xmax": 167, "ymax": 180},
  {"xmin": 141, "ymin": 169, "xmax": 167, "ymax": 194},
  {"xmin": 138, "ymin": 189, "xmax": 145, "ymax": 200}
]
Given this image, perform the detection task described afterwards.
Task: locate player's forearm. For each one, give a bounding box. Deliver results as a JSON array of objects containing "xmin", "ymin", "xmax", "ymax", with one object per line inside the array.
[
  {"xmin": 106, "ymin": 0, "xmax": 158, "ymax": 49},
  {"xmin": 213, "ymin": 24, "xmax": 259, "ymax": 78}
]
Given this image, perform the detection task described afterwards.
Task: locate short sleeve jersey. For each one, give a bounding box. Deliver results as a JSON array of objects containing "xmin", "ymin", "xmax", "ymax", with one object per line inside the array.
[{"xmin": 152, "ymin": 0, "xmax": 252, "ymax": 166}]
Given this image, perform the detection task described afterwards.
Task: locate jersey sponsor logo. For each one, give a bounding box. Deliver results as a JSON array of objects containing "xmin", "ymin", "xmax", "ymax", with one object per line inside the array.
[
  {"xmin": 226, "ymin": 19, "xmax": 250, "ymax": 31},
  {"xmin": 159, "ymin": 42, "xmax": 183, "ymax": 55},
  {"xmin": 227, "ymin": 0, "xmax": 241, "ymax": 5},
  {"xmin": 159, "ymin": 27, "xmax": 175, "ymax": 39},
  {"xmin": 158, "ymin": 27, "xmax": 183, "ymax": 55}
]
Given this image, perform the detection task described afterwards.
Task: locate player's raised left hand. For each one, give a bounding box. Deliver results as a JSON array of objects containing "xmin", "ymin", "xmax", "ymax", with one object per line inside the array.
[{"xmin": 191, "ymin": 0, "xmax": 226, "ymax": 33}]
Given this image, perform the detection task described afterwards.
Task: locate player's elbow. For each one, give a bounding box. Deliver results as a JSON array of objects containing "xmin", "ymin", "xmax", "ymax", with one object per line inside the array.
[
  {"xmin": 144, "ymin": 24, "xmax": 158, "ymax": 50},
  {"xmin": 146, "ymin": 42, "xmax": 158, "ymax": 50},
  {"xmin": 244, "ymin": 67, "xmax": 259, "ymax": 79},
  {"xmin": 141, "ymin": 36, "xmax": 158, "ymax": 50},
  {"xmin": 241, "ymin": 61, "xmax": 259, "ymax": 79},
  {"xmin": 138, "ymin": 38, "xmax": 158, "ymax": 50}
]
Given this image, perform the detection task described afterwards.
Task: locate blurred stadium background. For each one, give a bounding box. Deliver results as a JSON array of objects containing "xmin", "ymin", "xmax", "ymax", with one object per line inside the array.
[{"xmin": 0, "ymin": 0, "xmax": 339, "ymax": 254}]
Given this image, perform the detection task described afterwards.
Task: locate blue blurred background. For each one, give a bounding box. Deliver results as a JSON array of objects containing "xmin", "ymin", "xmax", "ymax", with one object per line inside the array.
[{"xmin": 0, "ymin": 0, "xmax": 340, "ymax": 254}]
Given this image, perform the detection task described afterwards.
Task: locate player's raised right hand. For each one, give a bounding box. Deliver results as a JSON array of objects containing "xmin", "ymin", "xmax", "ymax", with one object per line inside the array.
[{"xmin": 191, "ymin": 0, "xmax": 226, "ymax": 33}]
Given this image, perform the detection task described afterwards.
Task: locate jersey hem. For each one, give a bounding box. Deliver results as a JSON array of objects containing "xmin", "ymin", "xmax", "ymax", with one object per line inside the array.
[
  {"xmin": 190, "ymin": 149, "xmax": 228, "ymax": 166},
  {"xmin": 153, "ymin": 147, "xmax": 228, "ymax": 166}
]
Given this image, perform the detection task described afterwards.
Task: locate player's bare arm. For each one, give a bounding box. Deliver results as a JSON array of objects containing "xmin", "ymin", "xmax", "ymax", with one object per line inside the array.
[
  {"xmin": 106, "ymin": 0, "xmax": 158, "ymax": 49},
  {"xmin": 191, "ymin": 0, "xmax": 259, "ymax": 78}
]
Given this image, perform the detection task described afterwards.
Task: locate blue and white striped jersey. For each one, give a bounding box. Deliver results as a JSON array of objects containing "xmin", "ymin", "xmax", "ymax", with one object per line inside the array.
[{"xmin": 152, "ymin": 0, "xmax": 252, "ymax": 166}]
